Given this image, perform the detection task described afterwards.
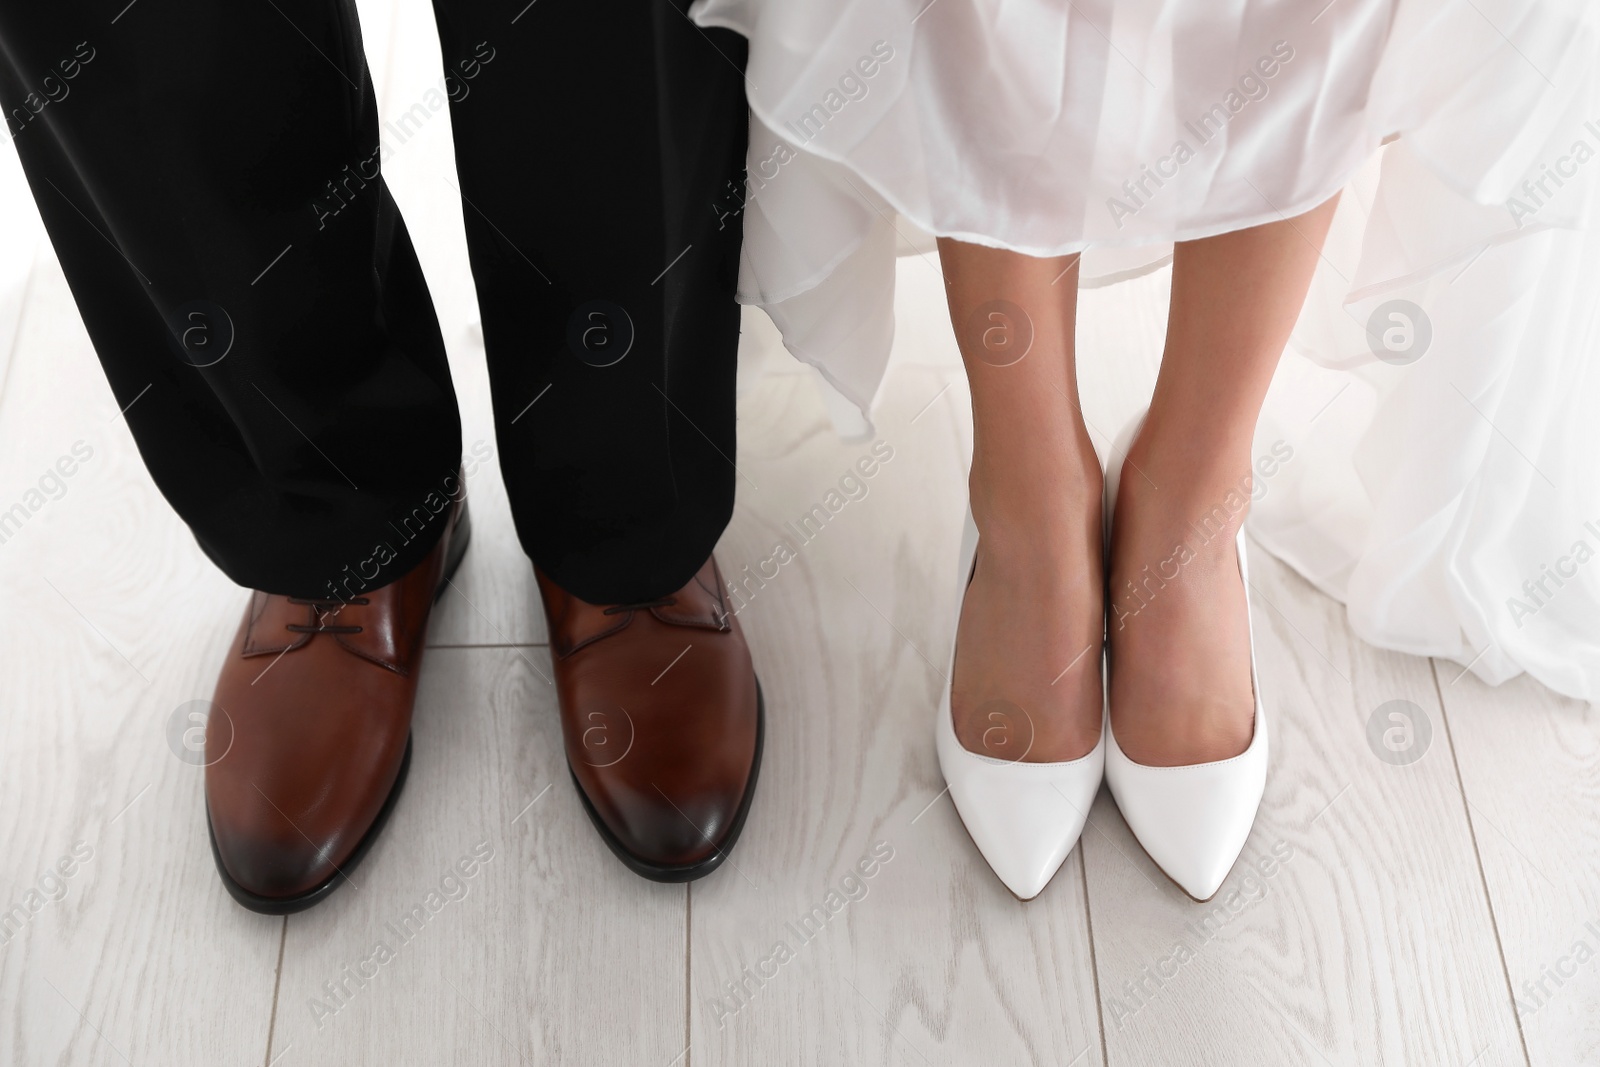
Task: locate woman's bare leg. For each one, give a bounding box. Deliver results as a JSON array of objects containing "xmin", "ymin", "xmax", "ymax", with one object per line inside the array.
[
  {"xmin": 1108, "ymin": 196, "xmax": 1340, "ymax": 765},
  {"xmin": 937, "ymin": 239, "xmax": 1103, "ymax": 761}
]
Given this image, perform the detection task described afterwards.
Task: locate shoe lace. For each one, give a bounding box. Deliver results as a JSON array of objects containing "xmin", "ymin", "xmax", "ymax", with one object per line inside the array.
[
  {"xmin": 286, "ymin": 596, "xmax": 368, "ymax": 634},
  {"xmin": 602, "ymin": 596, "xmax": 677, "ymax": 616}
]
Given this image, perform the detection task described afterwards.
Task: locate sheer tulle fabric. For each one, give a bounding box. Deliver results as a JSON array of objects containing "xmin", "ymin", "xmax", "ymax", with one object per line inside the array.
[{"xmin": 692, "ymin": 0, "xmax": 1600, "ymax": 700}]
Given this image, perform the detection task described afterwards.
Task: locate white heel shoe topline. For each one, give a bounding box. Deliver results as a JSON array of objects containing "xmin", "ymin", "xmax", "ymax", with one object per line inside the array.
[
  {"xmin": 1102, "ymin": 412, "xmax": 1268, "ymax": 903},
  {"xmin": 934, "ymin": 508, "xmax": 1107, "ymax": 901}
]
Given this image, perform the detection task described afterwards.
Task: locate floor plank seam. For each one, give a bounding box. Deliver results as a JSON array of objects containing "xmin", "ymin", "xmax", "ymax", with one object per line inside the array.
[
  {"xmin": 1430, "ymin": 658, "xmax": 1535, "ymax": 1067},
  {"xmin": 685, "ymin": 883, "xmax": 693, "ymax": 1067},
  {"xmin": 1078, "ymin": 847, "xmax": 1110, "ymax": 1067},
  {"xmin": 260, "ymin": 917, "xmax": 289, "ymax": 1067}
]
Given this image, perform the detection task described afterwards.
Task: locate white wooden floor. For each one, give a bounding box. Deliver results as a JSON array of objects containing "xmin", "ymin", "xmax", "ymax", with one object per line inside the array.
[{"xmin": 3, "ymin": 2, "xmax": 1598, "ymax": 1065}]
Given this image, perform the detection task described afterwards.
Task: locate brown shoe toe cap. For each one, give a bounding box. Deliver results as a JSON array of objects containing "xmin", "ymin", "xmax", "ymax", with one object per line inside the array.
[
  {"xmin": 209, "ymin": 818, "xmax": 355, "ymax": 900},
  {"xmin": 583, "ymin": 778, "xmax": 742, "ymax": 869}
]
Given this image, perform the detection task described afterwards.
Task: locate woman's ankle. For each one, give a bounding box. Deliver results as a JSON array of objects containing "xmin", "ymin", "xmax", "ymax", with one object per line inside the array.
[{"xmin": 1119, "ymin": 429, "xmax": 1255, "ymax": 543}]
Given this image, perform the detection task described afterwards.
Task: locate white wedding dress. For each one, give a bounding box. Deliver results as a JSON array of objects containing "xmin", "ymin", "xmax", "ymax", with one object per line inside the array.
[{"xmin": 691, "ymin": 0, "xmax": 1600, "ymax": 702}]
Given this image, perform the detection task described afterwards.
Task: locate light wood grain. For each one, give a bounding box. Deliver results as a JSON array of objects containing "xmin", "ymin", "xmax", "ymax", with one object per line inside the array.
[
  {"xmin": 1440, "ymin": 669, "xmax": 1600, "ymax": 1067},
  {"xmin": 691, "ymin": 366, "xmax": 1106, "ymax": 1067},
  {"xmin": 0, "ymin": 260, "xmax": 280, "ymax": 1067}
]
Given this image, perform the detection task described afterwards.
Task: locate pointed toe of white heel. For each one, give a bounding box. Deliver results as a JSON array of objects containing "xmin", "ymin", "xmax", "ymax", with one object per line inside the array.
[
  {"xmin": 937, "ymin": 703, "xmax": 1105, "ymax": 901},
  {"xmin": 1103, "ymin": 411, "xmax": 1269, "ymax": 903},
  {"xmin": 1104, "ymin": 667, "xmax": 1267, "ymax": 901},
  {"xmin": 934, "ymin": 509, "xmax": 1106, "ymax": 901}
]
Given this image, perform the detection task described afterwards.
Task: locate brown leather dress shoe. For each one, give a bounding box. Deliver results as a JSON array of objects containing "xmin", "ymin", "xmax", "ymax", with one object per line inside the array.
[
  {"xmin": 536, "ymin": 556, "xmax": 762, "ymax": 882},
  {"xmin": 205, "ymin": 495, "xmax": 470, "ymax": 914}
]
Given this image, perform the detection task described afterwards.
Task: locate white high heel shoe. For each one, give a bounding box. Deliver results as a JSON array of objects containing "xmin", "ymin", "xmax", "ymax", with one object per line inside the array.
[
  {"xmin": 1102, "ymin": 412, "xmax": 1268, "ymax": 902},
  {"xmin": 934, "ymin": 508, "xmax": 1107, "ymax": 901}
]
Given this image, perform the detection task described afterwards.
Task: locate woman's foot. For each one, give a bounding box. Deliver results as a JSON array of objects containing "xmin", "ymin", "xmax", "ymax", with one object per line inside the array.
[
  {"xmin": 951, "ymin": 440, "xmax": 1105, "ymax": 763},
  {"xmin": 1106, "ymin": 422, "xmax": 1257, "ymax": 767},
  {"xmin": 933, "ymin": 236, "xmax": 1103, "ymax": 767}
]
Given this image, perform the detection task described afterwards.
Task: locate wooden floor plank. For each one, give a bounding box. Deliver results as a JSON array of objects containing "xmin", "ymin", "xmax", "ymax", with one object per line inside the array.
[{"xmin": 1439, "ymin": 668, "xmax": 1600, "ymax": 1067}]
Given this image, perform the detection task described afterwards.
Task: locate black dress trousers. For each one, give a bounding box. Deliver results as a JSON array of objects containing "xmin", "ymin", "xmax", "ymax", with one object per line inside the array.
[{"xmin": 0, "ymin": 0, "xmax": 748, "ymax": 604}]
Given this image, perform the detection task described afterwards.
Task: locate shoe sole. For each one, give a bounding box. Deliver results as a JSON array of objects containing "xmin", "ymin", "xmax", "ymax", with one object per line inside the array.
[
  {"xmin": 569, "ymin": 680, "xmax": 764, "ymax": 884},
  {"xmin": 207, "ymin": 503, "xmax": 472, "ymax": 915}
]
